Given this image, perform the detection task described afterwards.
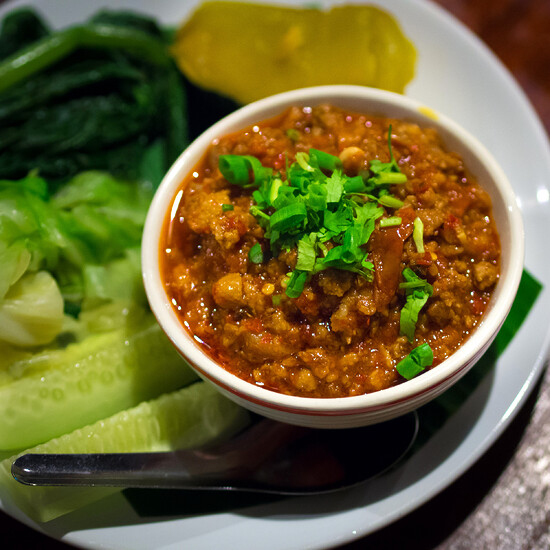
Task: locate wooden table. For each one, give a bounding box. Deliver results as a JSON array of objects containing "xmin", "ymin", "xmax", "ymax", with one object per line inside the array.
[{"xmin": 1, "ymin": 1, "xmax": 549, "ymax": 548}]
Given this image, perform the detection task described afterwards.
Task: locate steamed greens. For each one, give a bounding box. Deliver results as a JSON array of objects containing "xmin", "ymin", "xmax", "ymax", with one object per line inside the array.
[
  {"xmin": 0, "ymin": 8, "xmax": 188, "ymax": 186},
  {"xmin": 0, "ymin": 172, "xmax": 152, "ymax": 327},
  {"xmin": 0, "ymin": 7, "xmax": 236, "ymax": 478}
]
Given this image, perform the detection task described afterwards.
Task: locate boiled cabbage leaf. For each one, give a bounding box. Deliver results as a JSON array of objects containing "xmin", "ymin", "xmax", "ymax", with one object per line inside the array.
[{"xmin": 0, "ymin": 271, "xmax": 64, "ymax": 347}]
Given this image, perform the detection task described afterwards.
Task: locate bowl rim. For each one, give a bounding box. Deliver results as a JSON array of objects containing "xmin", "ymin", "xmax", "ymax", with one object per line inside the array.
[{"xmin": 142, "ymin": 85, "xmax": 524, "ymax": 415}]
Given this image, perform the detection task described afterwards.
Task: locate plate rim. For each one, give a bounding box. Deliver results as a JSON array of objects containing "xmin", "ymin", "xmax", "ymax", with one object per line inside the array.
[{"xmin": 0, "ymin": 0, "xmax": 549, "ymax": 548}]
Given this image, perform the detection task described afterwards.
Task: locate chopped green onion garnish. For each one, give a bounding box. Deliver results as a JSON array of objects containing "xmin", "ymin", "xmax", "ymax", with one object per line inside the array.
[
  {"xmin": 222, "ymin": 204, "xmax": 234, "ymax": 212},
  {"xmin": 380, "ymin": 216, "xmax": 402, "ymax": 228},
  {"xmin": 396, "ymin": 343, "xmax": 433, "ymax": 380},
  {"xmin": 388, "ymin": 124, "xmax": 397, "ymax": 164},
  {"xmin": 371, "ymin": 171, "xmax": 408, "ymax": 185},
  {"xmin": 248, "ymin": 243, "xmax": 263, "ymax": 264},
  {"xmin": 219, "ymin": 155, "xmax": 271, "ymax": 187},
  {"xmin": 249, "ymin": 205, "xmax": 270, "ymax": 221},
  {"xmin": 309, "ymin": 149, "xmax": 342, "ymax": 172},
  {"xmin": 219, "ymin": 131, "xmax": 408, "ymax": 298},
  {"xmin": 269, "ymin": 177, "xmax": 283, "ymax": 204},
  {"xmin": 286, "ymin": 128, "xmax": 300, "ymax": 142},
  {"xmin": 413, "ymin": 216, "xmax": 425, "ymax": 253},
  {"xmin": 399, "ymin": 268, "xmax": 433, "ymax": 342},
  {"xmin": 377, "ymin": 195, "xmax": 404, "ymax": 209},
  {"xmin": 344, "ymin": 175, "xmax": 367, "ymax": 194},
  {"xmin": 367, "ymin": 126, "xmax": 408, "ymax": 186},
  {"xmin": 269, "ymin": 203, "xmax": 307, "ymax": 233},
  {"xmin": 295, "ymin": 152, "xmax": 315, "ymax": 172}
]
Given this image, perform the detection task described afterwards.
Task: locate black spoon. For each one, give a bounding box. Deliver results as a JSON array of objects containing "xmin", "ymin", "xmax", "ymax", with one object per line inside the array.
[{"xmin": 12, "ymin": 412, "xmax": 418, "ymax": 495}]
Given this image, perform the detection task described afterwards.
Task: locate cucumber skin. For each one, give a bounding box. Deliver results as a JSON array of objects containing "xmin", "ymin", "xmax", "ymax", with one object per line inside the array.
[
  {"xmin": 0, "ymin": 382, "xmax": 249, "ymax": 523},
  {"xmin": 0, "ymin": 322, "xmax": 199, "ymax": 451}
]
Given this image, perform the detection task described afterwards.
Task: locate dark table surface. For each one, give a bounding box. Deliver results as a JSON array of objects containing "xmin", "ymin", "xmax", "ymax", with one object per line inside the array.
[{"xmin": 1, "ymin": 1, "xmax": 549, "ymax": 548}]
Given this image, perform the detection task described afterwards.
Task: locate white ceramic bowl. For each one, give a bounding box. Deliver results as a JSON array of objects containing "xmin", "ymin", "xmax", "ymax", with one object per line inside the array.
[{"xmin": 142, "ymin": 85, "xmax": 524, "ymax": 428}]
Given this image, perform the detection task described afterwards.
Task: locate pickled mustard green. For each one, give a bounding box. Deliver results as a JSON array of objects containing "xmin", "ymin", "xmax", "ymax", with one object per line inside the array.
[{"xmin": 171, "ymin": 2, "xmax": 417, "ymax": 104}]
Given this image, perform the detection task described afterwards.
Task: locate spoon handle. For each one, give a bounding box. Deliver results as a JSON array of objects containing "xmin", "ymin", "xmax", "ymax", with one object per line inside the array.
[
  {"xmin": 11, "ymin": 420, "xmax": 307, "ymax": 490},
  {"xmin": 12, "ymin": 452, "xmax": 203, "ymax": 489}
]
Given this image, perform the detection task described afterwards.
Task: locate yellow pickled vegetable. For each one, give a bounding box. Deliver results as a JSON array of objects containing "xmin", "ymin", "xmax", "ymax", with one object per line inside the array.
[{"xmin": 172, "ymin": 1, "xmax": 416, "ymax": 104}]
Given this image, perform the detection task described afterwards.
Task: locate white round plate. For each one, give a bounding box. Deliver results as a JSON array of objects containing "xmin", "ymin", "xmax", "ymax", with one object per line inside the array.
[{"xmin": 1, "ymin": 1, "xmax": 549, "ymax": 549}]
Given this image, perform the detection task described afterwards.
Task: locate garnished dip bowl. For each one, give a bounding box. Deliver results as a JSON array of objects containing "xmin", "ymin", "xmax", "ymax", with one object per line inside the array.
[{"xmin": 142, "ymin": 86, "xmax": 523, "ymax": 428}]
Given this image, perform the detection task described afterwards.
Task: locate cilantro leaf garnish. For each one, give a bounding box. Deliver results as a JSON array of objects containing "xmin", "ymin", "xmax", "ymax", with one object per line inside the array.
[
  {"xmin": 248, "ymin": 242, "xmax": 263, "ymax": 264},
  {"xmin": 218, "ymin": 127, "xmax": 408, "ymax": 298},
  {"xmin": 325, "ymin": 170, "xmax": 346, "ymax": 204},
  {"xmin": 285, "ymin": 269, "xmax": 308, "ymax": 298},
  {"xmin": 296, "ymin": 234, "xmax": 317, "ymax": 272}
]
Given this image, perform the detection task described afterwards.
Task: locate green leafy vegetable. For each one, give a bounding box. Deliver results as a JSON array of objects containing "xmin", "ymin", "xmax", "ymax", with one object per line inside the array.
[
  {"xmin": 0, "ymin": 171, "xmax": 152, "ymax": 315},
  {"xmin": 296, "ymin": 235, "xmax": 317, "ymax": 271},
  {"xmin": 0, "ymin": 9, "xmax": 188, "ymax": 185},
  {"xmin": 0, "ymin": 8, "xmax": 49, "ymax": 60},
  {"xmin": 399, "ymin": 268, "xmax": 433, "ymax": 342},
  {"xmin": 396, "ymin": 342, "xmax": 433, "ymax": 379},
  {"xmin": 0, "ymin": 9, "xmax": 248, "ymax": 523},
  {"xmin": 0, "ymin": 271, "xmax": 64, "ymax": 347}
]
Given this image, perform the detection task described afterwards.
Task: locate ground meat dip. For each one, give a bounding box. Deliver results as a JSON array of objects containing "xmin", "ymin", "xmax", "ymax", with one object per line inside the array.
[{"xmin": 160, "ymin": 105, "xmax": 501, "ymax": 398}]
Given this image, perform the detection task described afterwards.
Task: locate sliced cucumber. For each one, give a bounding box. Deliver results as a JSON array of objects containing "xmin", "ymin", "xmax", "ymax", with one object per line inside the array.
[
  {"xmin": 6, "ymin": 329, "xmax": 123, "ymax": 382},
  {"xmin": 0, "ymin": 321, "xmax": 198, "ymax": 451},
  {"xmin": 0, "ymin": 382, "xmax": 249, "ymax": 522}
]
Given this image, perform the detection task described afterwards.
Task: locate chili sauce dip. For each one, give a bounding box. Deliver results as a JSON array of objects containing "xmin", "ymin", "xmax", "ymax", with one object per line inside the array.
[{"xmin": 160, "ymin": 104, "xmax": 501, "ymax": 398}]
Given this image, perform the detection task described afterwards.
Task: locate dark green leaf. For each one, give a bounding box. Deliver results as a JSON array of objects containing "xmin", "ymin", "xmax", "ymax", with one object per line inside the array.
[
  {"xmin": 0, "ymin": 8, "xmax": 50, "ymax": 61},
  {"xmin": 325, "ymin": 170, "xmax": 346, "ymax": 204},
  {"xmin": 285, "ymin": 270, "xmax": 307, "ymax": 298},
  {"xmin": 296, "ymin": 235, "xmax": 317, "ymax": 272}
]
